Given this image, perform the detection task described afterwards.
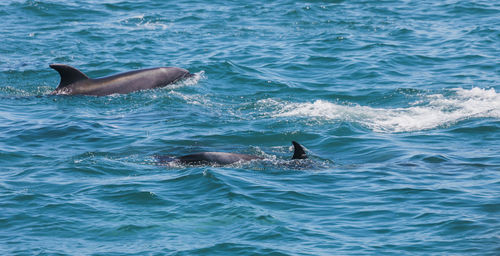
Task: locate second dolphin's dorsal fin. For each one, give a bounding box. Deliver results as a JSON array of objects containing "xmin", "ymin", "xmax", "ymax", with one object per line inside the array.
[
  {"xmin": 291, "ymin": 141, "xmax": 308, "ymax": 159},
  {"xmin": 50, "ymin": 64, "xmax": 89, "ymax": 88}
]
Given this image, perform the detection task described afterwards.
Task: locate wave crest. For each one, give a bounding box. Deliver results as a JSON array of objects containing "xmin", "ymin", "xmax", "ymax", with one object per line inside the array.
[{"xmin": 260, "ymin": 87, "xmax": 499, "ymax": 132}]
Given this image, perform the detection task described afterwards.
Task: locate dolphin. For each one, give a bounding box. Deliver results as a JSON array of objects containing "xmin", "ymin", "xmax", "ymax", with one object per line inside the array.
[
  {"xmin": 49, "ymin": 64, "xmax": 193, "ymax": 96},
  {"xmin": 159, "ymin": 141, "xmax": 308, "ymax": 165}
]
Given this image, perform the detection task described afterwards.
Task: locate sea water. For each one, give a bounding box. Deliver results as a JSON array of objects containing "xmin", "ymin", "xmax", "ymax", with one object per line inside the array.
[{"xmin": 0, "ymin": 0, "xmax": 499, "ymax": 255}]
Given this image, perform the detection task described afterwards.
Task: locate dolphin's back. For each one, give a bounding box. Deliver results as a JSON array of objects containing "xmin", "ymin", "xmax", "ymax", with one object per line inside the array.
[
  {"xmin": 178, "ymin": 152, "xmax": 260, "ymax": 165},
  {"xmin": 50, "ymin": 64, "xmax": 191, "ymax": 96},
  {"xmin": 78, "ymin": 67, "xmax": 190, "ymax": 95},
  {"xmin": 158, "ymin": 141, "xmax": 308, "ymax": 166}
]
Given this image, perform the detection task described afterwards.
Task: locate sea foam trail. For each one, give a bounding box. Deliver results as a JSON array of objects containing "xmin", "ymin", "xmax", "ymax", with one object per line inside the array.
[{"xmin": 260, "ymin": 87, "xmax": 500, "ymax": 133}]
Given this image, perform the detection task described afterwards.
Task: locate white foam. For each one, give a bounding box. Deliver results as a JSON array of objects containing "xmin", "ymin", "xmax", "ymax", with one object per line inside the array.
[{"xmin": 259, "ymin": 87, "xmax": 500, "ymax": 133}]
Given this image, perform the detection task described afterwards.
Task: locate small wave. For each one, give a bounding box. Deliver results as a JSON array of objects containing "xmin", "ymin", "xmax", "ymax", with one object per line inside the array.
[
  {"xmin": 119, "ymin": 14, "xmax": 172, "ymax": 30},
  {"xmin": 259, "ymin": 87, "xmax": 499, "ymax": 133}
]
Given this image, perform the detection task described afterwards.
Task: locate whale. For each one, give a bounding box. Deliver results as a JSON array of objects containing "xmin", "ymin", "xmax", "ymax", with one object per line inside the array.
[
  {"xmin": 49, "ymin": 64, "xmax": 193, "ymax": 96},
  {"xmin": 158, "ymin": 141, "xmax": 308, "ymax": 165}
]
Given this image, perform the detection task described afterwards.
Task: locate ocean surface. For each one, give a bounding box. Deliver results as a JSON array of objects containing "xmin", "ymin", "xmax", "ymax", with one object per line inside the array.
[{"xmin": 1, "ymin": 0, "xmax": 499, "ymax": 255}]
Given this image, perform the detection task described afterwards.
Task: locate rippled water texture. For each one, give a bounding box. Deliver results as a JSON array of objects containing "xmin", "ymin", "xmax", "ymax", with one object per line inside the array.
[{"xmin": 1, "ymin": 0, "xmax": 499, "ymax": 255}]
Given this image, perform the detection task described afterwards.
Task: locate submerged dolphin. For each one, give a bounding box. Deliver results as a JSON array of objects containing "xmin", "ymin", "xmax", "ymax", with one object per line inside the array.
[
  {"xmin": 159, "ymin": 141, "xmax": 308, "ymax": 165},
  {"xmin": 49, "ymin": 64, "xmax": 193, "ymax": 96}
]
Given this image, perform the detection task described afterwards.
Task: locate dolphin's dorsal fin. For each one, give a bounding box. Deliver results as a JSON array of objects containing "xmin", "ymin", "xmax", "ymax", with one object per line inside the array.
[
  {"xmin": 50, "ymin": 64, "xmax": 89, "ymax": 88},
  {"xmin": 292, "ymin": 141, "xmax": 307, "ymax": 159}
]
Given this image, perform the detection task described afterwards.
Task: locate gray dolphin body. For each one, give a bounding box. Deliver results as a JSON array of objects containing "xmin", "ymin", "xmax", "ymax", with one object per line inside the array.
[
  {"xmin": 49, "ymin": 64, "xmax": 192, "ymax": 96},
  {"xmin": 161, "ymin": 141, "xmax": 308, "ymax": 165}
]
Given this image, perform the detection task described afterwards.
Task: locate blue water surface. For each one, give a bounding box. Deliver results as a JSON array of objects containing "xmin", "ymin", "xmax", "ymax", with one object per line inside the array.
[{"xmin": 1, "ymin": 0, "xmax": 499, "ymax": 255}]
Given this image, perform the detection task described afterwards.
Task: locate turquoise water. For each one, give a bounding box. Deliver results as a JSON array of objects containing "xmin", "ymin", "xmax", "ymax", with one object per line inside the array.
[{"xmin": 1, "ymin": 0, "xmax": 499, "ymax": 255}]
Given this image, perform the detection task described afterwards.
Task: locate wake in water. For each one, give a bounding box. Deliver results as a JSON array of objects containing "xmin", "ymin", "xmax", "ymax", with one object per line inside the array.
[
  {"xmin": 259, "ymin": 87, "xmax": 499, "ymax": 132},
  {"xmin": 165, "ymin": 70, "xmax": 205, "ymax": 90}
]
